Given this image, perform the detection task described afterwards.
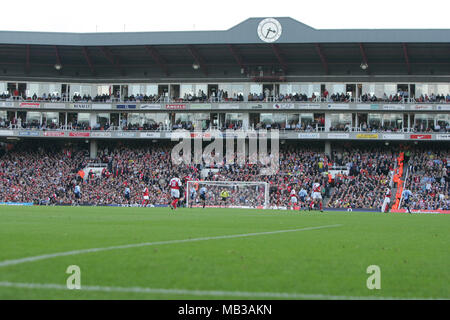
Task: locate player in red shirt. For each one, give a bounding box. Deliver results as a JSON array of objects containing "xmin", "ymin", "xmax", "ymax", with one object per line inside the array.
[
  {"xmin": 169, "ymin": 176, "xmax": 182, "ymax": 210},
  {"xmin": 142, "ymin": 186, "xmax": 150, "ymax": 207},
  {"xmin": 312, "ymin": 179, "xmax": 323, "ymax": 212}
]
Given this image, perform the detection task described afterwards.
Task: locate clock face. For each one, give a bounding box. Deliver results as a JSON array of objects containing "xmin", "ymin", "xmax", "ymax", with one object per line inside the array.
[{"xmin": 257, "ymin": 18, "xmax": 282, "ymax": 43}]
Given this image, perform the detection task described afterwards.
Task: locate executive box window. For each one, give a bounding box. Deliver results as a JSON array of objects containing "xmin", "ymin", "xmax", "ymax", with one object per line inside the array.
[
  {"xmin": 382, "ymin": 114, "xmax": 403, "ymax": 131},
  {"xmin": 414, "ymin": 114, "xmax": 435, "ymax": 131},
  {"xmin": 224, "ymin": 113, "xmax": 243, "ymax": 129},
  {"xmin": 42, "ymin": 112, "xmax": 59, "ymax": 127},
  {"xmin": 329, "ymin": 113, "xmax": 351, "ymax": 131}
]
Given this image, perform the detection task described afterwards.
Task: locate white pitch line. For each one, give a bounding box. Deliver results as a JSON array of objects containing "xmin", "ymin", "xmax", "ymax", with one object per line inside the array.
[
  {"xmin": 0, "ymin": 281, "xmax": 445, "ymax": 300},
  {"xmin": 0, "ymin": 224, "xmax": 342, "ymax": 268}
]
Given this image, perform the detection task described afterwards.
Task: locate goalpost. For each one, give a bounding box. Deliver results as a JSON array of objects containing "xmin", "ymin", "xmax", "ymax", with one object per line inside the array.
[{"xmin": 186, "ymin": 181, "xmax": 270, "ymax": 209}]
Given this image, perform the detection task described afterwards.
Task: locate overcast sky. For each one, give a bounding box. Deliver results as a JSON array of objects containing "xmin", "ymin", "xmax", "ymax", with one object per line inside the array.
[{"xmin": 1, "ymin": 0, "xmax": 450, "ymax": 33}]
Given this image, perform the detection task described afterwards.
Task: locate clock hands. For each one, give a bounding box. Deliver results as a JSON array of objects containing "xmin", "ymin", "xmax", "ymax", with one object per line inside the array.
[{"xmin": 265, "ymin": 27, "xmax": 276, "ymax": 38}]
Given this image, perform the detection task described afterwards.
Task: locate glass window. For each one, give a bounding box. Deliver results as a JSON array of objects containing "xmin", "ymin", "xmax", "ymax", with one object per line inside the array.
[
  {"xmin": 300, "ymin": 113, "xmax": 314, "ymax": 127},
  {"xmin": 225, "ymin": 113, "xmax": 243, "ymax": 129},
  {"xmin": 130, "ymin": 84, "xmax": 141, "ymax": 96},
  {"xmin": 77, "ymin": 113, "xmax": 90, "ymax": 125},
  {"xmin": 382, "ymin": 114, "xmax": 403, "ymax": 130},
  {"xmin": 26, "ymin": 112, "xmax": 41, "ymax": 125},
  {"xmin": 436, "ymin": 114, "xmax": 449, "ymax": 131},
  {"xmin": 128, "ymin": 113, "xmax": 143, "ymax": 126},
  {"xmin": 43, "ymin": 112, "xmax": 59, "ymax": 126},
  {"xmin": 97, "ymin": 85, "xmax": 110, "ymax": 95},
  {"xmin": 368, "ymin": 113, "xmax": 382, "ymax": 129},
  {"xmin": 0, "ymin": 110, "xmax": 6, "ymax": 126},
  {"xmin": 96, "ymin": 113, "xmax": 110, "ymax": 127},
  {"xmin": 144, "ymin": 113, "xmax": 170, "ymax": 126},
  {"xmin": 329, "ymin": 113, "xmax": 351, "ymax": 130},
  {"xmin": 286, "ymin": 113, "xmax": 299, "ymax": 128},
  {"xmin": 145, "ymin": 85, "xmax": 158, "ymax": 96},
  {"xmin": 414, "ymin": 114, "xmax": 434, "ymax": 131},
  {"xmin": 250, "ymin": 84, "xmax": 262, "ymax": 95},
  {"xmin": 181, "ymin": 84, "xmax": 194, "ymax": 98},
  {"xmin": 330, "ymin": 83, "xmax": 346, "ymax": 95},
  {"xmin": 384, "ymin": 84, "xmax": 397, "ymax": 96}
]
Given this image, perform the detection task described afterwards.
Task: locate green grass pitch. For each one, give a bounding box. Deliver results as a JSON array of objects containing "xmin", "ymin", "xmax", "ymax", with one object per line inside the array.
[{"xmin": 0, "ymin": 206, "xmax": 448, "ymax": 300}]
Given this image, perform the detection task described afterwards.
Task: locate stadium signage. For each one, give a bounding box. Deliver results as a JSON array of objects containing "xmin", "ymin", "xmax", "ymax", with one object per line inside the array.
[
  {"xmin": 43, "ymin": 103, "xmax": 65, "ymax": 109},
  {"xmin": 328, "ymin": 133, "xmax": 349, "ymax": 139},
  {"xmin": 412, "ymin": 104, "xmax": 432, "ymax": 111},
  {"xmin": 436, "ymin": 134, "xmax": 450, "ymax": 140},
  {"xmin": 116, "ymin": 104, "xmax": 136, "ymax": 110},
  {"xmin": 69, "ymin": 132, "xmax": 90, "ymax": 137},
  {"xmin": 218, "ymin": 104, "xmax": 239, "ymax": 109},
  {"xmin": 165, "ymin": 104, "xmax": 186, "ymax": 110},
  {"xmin": 327, "ymin": 104, "xmax": 349, "ymax": 110},
  {"xmin": 90, "ymin": 132, "xmax": 112, "ymax": 137},
  {"xmin": 18, "ymin": 131, "xmax": 39, "ymax": 137},
  {"xmin": 250, "ymin": 104, "xmax": 264, "ymax": 109},
  {"xmin": 410, "ymin": 134, "xmax": 432, "ymax": 140},
  {"xmin": 436, "ymin": 105, "xmax": 450, "ymax": 111},
  {"xmin": 116, "ymin": 132, "xmax": 136, "ymax": 138},
  {"xmin": 0, "ymin": 130, "xmax": 11, "ymax": 136},
  {"xmin": 382, "ymin": 134, "xmax": 405, "ymax": 140},
  {"xmin": 140, "ymin": 104, "xmax": 161, "ymax": 110},
  {"xmin": 370, "ymin": 104, "xmax": 380, "ymax": 110},
  {"xmin": 356, "ymin": 133, "xmax": 379, "ymax": 139},
  {"xmin": 298, "ymin": 133, "xmax": 320, "ymax": 139},
  {"xmin": 356, "ymin": 104, "xmax": 371, "ymax": 110},
  {"xmin": 19, "ymin": 102, "xmax": 40, "ymax": 108},
  {"xmin": 298, "ymin": 104, "xmax": 320, "ymax": 109},
  {"xmin": 273, "ymin": 103, "xmax": 295, "ymax": 109},
  {"xmin": 71, "ymin": 104, "xmax": 91, "ymax": 109},
  {"xmin": 0, "ymin": 102, "xmax": 13, "ymax": 108},
  {"xmin": 383, "ymin": 105, "xmax": 405, "ymax": 110},
  {"xmin": 43, "ymin": 131, "xmax": 65, "ymax": 137},
  {"xmin": 140, "ymin": 132, "xmax": 161, "ymax": 138},
  {"xmin": 93, "ymin": 104, "xmax": 112, "ymax": 110},
  {"xmin": 190, "ymin": 104, "xmax": 211, "ymax": 110}
]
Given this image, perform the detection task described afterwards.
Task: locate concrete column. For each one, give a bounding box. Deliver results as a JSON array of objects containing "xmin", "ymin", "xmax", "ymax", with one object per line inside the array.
[
  {"xmin": 90, "ymin": 140, "xmax": 98, "ymax": 159},
  {"xmin": 325, "ymin": 141, "xmax": 331, "ymax": 156}
]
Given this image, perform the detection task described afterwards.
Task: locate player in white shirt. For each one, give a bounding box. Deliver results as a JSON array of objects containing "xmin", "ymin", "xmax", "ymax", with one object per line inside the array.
[
  {"xmin": 169, "ymin": 177, "xmax": 182, "ymax": 210},
  {"xmin": 311, "ymin": 180, "xmax": 323, "ymax": 212},
  {"xmin": 381, "ymin": 187, "xmax": 391, "ymax": 213},
  {"xmin": 290, "ymin": 188, "xmax": 298, "ymax": 210}
]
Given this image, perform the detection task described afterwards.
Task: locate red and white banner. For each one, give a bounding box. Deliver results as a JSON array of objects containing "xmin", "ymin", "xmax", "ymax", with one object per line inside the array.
[
  {"xmin": 165, "ymin": 104, "xmax": 186, "ymax": 110},
  {"xmin": 410, "ymin": 134, "xmax": 432, "ymax": 140},
  {"xmin": 44, "ymin": 132, "xmax": 65, "ymax": 137},
  {"xmin": 69, "ymin": 132, "xmax": 90, "ymax": 137},
  {"xmin": 19, "ymin": 102, "xmax": 40, "ymax": 108}
]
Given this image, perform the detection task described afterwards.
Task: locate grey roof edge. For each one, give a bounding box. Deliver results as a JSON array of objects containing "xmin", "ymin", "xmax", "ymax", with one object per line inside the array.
[{"xmin": 0, "ymin": 17, "xmax": 449, "ymax": 46}]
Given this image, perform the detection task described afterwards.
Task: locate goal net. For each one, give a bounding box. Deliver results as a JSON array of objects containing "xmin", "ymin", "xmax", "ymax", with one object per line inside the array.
[{"xmin": 186, "ymin": 181, "xmax": 270, "ymax": 209}]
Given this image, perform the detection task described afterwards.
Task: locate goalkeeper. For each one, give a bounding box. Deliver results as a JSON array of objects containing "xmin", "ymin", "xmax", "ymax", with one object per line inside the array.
[{"xmin": 220, "ymin": 189, "xmax": 230, "ymax": 206}]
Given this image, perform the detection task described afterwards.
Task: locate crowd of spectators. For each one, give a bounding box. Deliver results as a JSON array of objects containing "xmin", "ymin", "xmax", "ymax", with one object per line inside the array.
[
  {"xmin": 0, "ymin": 142, "xmax": 403, "ymax": 211},
  {"xmin": 327, "ymin": 148, "xmax": 395, "ymax": 209},
  {"xmin": 2, "ymin": 89, "xmax": 450, "ymax": 104},
  {"xmin": 403, "ymin": 150, "xmax": 449, "ymax": 210}
]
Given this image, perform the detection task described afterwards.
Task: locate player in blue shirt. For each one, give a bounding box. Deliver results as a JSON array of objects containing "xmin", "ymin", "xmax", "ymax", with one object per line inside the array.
[
  {"xmin": 402, "ymin": 189, "xmax": 413, "ymax": 214},
  {"xmin": 199, "ymin": 186, "xmax": 207, "ymax": 208}
]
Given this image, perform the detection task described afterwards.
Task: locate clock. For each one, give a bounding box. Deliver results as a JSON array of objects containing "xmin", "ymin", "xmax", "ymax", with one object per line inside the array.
[{"xmin": 257, "ymin": 18, "xmax": 282, "ymax": 43}]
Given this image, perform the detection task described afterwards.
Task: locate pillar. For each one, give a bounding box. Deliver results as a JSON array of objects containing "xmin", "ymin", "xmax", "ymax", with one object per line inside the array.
[
  {"xmin": 325, "ymin": 141, "xmax": 331, "ymax": 156},
  {"xmin": 90, "ymin": 140, "xmax": 98, "ymax": 159}
]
